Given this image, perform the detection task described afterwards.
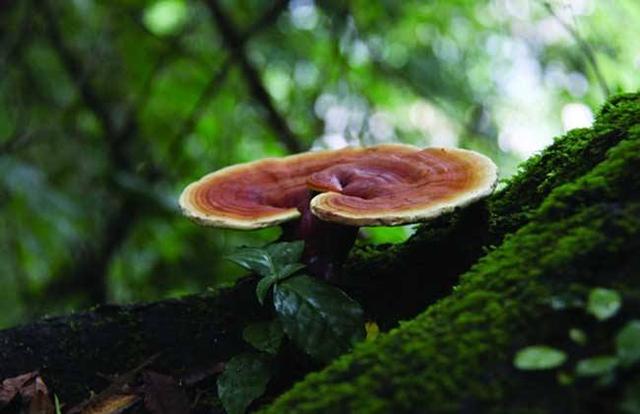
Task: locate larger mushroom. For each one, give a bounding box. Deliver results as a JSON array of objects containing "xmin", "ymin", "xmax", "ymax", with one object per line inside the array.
[{"xmin": 180, "ymin": 144, "xmax": 497, "ymax": 280}]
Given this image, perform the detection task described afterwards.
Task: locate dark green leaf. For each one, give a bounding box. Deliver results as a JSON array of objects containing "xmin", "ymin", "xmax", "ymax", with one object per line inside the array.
[
  {"xmin": 243, "ymin": 320, "xmax": 284, "ymax": 355},
  {"xmin": 273, "ymin": 275, "xmax": 365, "ymax": 362},
  {"xmin": 266, "ymin": 241, "xmax": 305, "ymax": 268},
  {"xmin": 276, "ymin": 263, "xmax": 306, "ymax": 280},
  {"xmin": 514, "ymin": 346, "xmax": 567, "ymax": 370},
  {"xmin": 226, "ymin": 248, "xmax": 275, "ymax": 278},
  {"xmin": 256, "ymin": 275, "xmax": 276, "ymax": 305},
  {"xmin": 575, "ymin": 355, "xmax": 618, "ymax": 377},
  {"xmin": 227, "ymin": 242, "xmax": 305, "ymax": 280},
  {"xmin": 217, "ymin": 353, "xmax": 272, "ymax": 414},
  {"xmin": 255, "ymin": 263, "xmax": 306, "ymax": 304},
  {"xmin": 587, "ymin": 288, "xmax": 621, "ymax": 321},
  {"xmin": 616, "ymin": 320, "xmax": 640, "ymax": 367}
]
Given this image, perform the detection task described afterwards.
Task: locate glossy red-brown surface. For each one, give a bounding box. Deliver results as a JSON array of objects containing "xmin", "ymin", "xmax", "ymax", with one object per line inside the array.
[{"xmin": 179, "ymin": 144, "xmax": 497, "ymax": 228}]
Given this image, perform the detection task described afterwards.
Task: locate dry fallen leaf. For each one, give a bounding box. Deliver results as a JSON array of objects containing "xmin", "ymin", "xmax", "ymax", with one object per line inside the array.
[
  {"xmin": 0, "ymin": 371, "xmax": 55, "ymax": 413},
  {"xmin": 22, "ymin": 375, "xmax": 50, "ymax": 401},
  {"xmin": 80, "ymin": 393, "xmax": 140, "ymax": 414},
  {"xmin": 28, "ymin": 388, "xmax": 55, "ymax": 414},
  {"xmin": 0, "ymin": 371, "xmax": 38, "ymax": 407},
  {"xmin": 68, "ymin": 353, "xmax": 160, "ymax": 414}
]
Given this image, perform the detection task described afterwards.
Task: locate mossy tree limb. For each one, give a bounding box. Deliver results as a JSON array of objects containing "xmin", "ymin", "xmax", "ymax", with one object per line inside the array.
[
  {"xmin": 0, "ymin": 94, "xmax": 637, "ymax": 411},
  {"xmin": 0, "ymin": 279, "xmax": 261, "ymax": 404},
  {"xmin": 262, "ymin": 98, "xmax": 640, "ymax": 413}
]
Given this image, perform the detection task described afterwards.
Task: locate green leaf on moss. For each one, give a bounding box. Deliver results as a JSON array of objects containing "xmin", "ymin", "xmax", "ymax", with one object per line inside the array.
[
  {"xmin": 273, "ymin": 275, "xmax": 365, "ymax": 362},
  {"xmin": 514, "ymin": 346, "xmax": 567, "ymax": 370},
  {"xmin": 569, "ymin": 328, "xmax": 587, "ymax": 345},
  {"xmin": 556, "ymin": 371, "xmax": 574, "ymax": 386},
  {"xmin": 616, "ymin": 320, "xmax": 640, "ymax": 367},
  {"xmin": 243, "ymin": 320, "xmax": 284, "ymax": 355},
  {"xmin": 576, "ymin": 355, "xmax": 618, "ymax": 377},
  {"xmin": 587, "ymin": 288, "xmax": 621, "ymax": 321},
  {"xmin": 217, "ymin": 353, "xmax": 272, "ymax": 414}
]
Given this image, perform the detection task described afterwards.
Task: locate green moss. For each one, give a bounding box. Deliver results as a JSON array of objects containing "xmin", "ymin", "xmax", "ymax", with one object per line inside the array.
[
  {"xmin": 341, "ymin": 93, "xmax": 640, "ymax": 330},
  {"xmin": 489, "ymin": 92, "xmax": 640, "ymax": 241},
  {"xmin": 261, "ymin": 95, "xmax": 640, "ymax": 413}
]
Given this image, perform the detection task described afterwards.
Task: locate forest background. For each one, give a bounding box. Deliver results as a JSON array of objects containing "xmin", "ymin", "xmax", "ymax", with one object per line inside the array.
[{"xmin": 1, "ymin": 0, "xmax": 639, "ymax": 329}]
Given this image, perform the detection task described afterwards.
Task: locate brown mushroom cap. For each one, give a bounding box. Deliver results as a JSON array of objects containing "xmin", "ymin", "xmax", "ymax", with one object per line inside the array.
[{"xmin": 179, "ymin": 144, "xmax": 497, "ymax": 229}]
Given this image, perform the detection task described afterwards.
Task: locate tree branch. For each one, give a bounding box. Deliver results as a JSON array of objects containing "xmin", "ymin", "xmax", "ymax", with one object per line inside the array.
[
  {"xmin": 167, "ymin": 57, "xmax": 233, "ymax": 159},
  {"xmin": 205, "ymin": 0, "xmax": 304, "ymax": 154},
  {"xmin": 40, "ymin": 1, "xmax": 125, "ymax": 166},
  {"xmin": 169, "ymin": 0, "xmax": 293, "ymax": 163},
  {"xmin": 243, "ymin": 0, "xmax": 290, "ymax": 39},
  {"xmin": 543, "ymin": 1, "xmax": 610, "ymax": 99}
]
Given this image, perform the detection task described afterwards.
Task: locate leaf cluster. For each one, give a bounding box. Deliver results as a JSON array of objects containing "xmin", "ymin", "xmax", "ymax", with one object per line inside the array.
[{"xmin": 220, "ymin": 241, "xmax": 365, "ymax": 413}]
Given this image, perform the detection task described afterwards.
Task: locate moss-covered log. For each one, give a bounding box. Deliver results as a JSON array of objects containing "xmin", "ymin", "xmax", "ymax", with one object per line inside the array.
[
  {"xmin": 0, "ymin": 93, "xmax": 638, "ymax": 411},
  {"xmin": 262, "ymin": 95, "xmax": 640, "ymax": 413},
  {"xmin": 0, "ymin": 279, "xmax": 261, "ymax": 404}
]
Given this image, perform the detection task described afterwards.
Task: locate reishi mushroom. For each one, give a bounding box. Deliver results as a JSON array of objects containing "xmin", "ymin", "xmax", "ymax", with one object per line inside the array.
[{"xmin": 180, "ymin": 144, "xmax": 498, "ymax": 280}]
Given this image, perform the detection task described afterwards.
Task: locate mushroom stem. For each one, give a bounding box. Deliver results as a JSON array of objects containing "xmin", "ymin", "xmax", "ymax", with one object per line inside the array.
[{"xmin": 280, "ymin": 192, "xmax": 358, "ymax": 281}]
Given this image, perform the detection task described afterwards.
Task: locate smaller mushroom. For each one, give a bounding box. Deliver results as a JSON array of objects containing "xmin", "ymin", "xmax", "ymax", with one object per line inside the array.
[{"xmin": 180, "ymin": 144, "xmax": 497, "ymax": 281}]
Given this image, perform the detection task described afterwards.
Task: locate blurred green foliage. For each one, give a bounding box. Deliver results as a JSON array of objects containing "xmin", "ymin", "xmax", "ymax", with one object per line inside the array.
[{"xmin": 0, "ymin": 0, "xmax": 638, "ymax": 328}]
